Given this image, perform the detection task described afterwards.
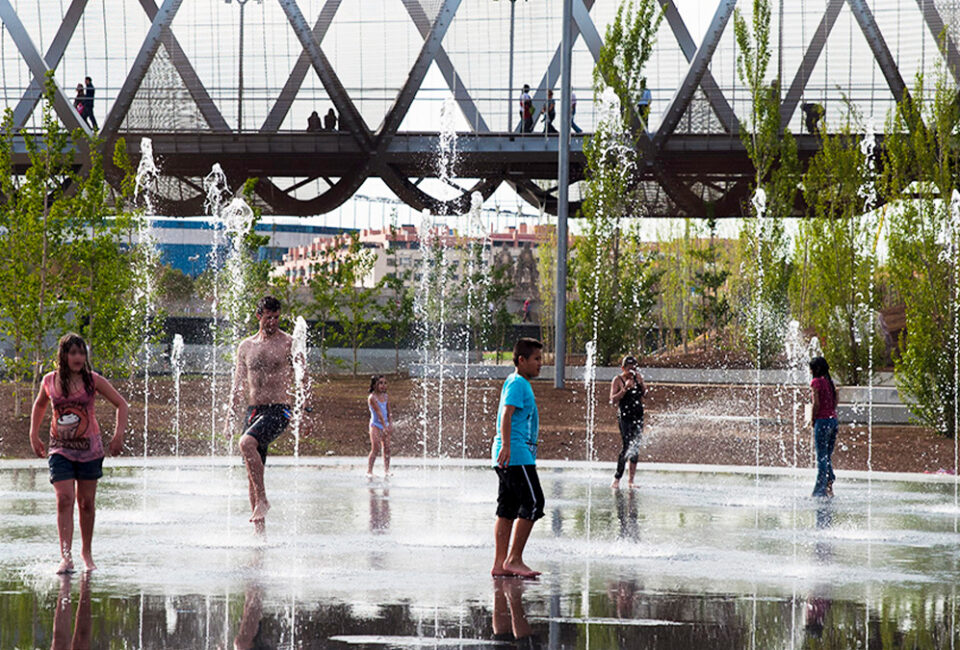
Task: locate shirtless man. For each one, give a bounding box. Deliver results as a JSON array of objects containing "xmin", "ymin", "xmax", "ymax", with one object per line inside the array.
[{"xmin": 228, "ymin": 296, "xmax": 295, "ymax": 532}]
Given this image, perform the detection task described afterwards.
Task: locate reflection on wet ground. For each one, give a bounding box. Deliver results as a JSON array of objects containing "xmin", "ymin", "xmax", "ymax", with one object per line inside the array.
[{"xmin": 2, "ymin": 458, "xmax": 960, "ymax": 648}]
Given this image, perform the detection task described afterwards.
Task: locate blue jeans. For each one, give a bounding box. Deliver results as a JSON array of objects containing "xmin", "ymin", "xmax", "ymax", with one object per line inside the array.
[{"xmin": 812, "ymin": 418, "xmax": 838, "ymax": 496}]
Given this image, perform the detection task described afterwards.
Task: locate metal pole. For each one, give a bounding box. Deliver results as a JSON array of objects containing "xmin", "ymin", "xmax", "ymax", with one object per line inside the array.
[
  {"xmin": 555, "ymin": 0, "xmax": 572, "ymax": 388},
  {"xmin": 237, "ymin": 0, "xmax": 247, "ymax": 132},
  {"xmin": 508, "ymin": 0, "xmax": 516, "ymax": 131}
]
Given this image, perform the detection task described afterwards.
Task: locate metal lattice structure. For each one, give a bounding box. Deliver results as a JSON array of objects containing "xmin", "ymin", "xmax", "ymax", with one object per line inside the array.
[{"xmin": 0, "ymin": 0, "xmax": 958, "ymax": 217}]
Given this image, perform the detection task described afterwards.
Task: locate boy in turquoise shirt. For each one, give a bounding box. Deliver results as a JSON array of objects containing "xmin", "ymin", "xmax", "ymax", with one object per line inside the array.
[{"xmin": 491, "ymin": 337, "xmax": 544, "ymax": 578}]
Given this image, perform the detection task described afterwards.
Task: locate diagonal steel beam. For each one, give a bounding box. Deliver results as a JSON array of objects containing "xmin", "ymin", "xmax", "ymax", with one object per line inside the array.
[
  {"xmin": 261, "ymin": 0, "xmax": 341, "ymax": 133},
  {"xmin": 138, "ymin": 0, "xmax": 230, "ymax": 132},
  {"xmin": 653, "ymin": 0, "xmax": 736, "ymax": 148},
  {"xmin": 0, "ymin": 0, "xmax": 90, "ymax": 136},
  {"xmin": 571, "ymin": 0, "xmax": 603, "ymax": 60},
  {"xmin": 847, "ymin": 0, "xmax": 908, "ymax": 103},
  {"xmin": 651, "ymin": 164, "xmax": 705, "ymax": 216},
  {"xmin": 12, "ymin": 0, "xmax": 88, "ymax": 129},
  {"xmin": 658, "ymin": 0, "xmax": 738, "ymax": 135},
  {"xmin": 100, "ymin": 0, "xmax": 183, "ymax": 140},
  {"xmin": 277, "ymin": 0, "xmax": 373, "ymax": 151},
  {"xmin": 779, "ymin": 0, "xmax": 843, "ymax": 131},
  {"xmin": 401, "ymin": 0, "xmax": 489, "ymax": 133},
  {"xmin": 379, "ymin": 0, "xmax": 461, "ymax": 141},
  {"xmin": 915, "ymin": 0, "xmax": 960, "ymax": 85},
  {"xmin": 520, "ymin": 0, "xmax": 596, "ymax": 132}
]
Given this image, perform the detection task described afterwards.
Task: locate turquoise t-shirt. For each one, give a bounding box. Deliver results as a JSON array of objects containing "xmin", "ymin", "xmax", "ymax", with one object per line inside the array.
[{"xmin": 491, "ymin": 372, "xmax": 539, "ymax": 466}]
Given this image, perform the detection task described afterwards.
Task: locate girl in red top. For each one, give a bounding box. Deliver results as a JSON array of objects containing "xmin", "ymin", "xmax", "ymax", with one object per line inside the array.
[
  {"xmin": 809, "ymin": 356, "xmax": 838, "ymax": 497},
  {"xmin": 29, "ymin": 333, "xmax": 128, "ymax": 573}
]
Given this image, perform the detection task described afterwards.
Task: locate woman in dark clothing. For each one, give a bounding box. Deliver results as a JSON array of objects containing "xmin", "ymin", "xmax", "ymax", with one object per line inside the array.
[{"xmin": 610, "ymin": 355, "xmax": 645, "ymax": 489}]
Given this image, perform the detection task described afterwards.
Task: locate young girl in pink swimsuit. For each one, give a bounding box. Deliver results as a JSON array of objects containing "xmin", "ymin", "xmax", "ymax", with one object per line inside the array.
[{"xmin": 29, "ymin": 333, "xmax": 128, "ymax": 573}]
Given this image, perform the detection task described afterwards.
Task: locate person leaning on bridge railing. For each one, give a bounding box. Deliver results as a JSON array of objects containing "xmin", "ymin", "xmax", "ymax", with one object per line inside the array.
[
  {"xmin": 802, "ymin": 102, "xmax": 825, "ymax": 135},
  {"xmin": 325, "ymin": 107, "xmax": 338, "ymax": 131}
]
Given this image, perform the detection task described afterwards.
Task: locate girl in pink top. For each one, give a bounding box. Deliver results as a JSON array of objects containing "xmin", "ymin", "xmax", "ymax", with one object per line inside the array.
[
  {"xmin": 809, "ymin": 356, "xmax": 838, "ymax": 498},
  {"xmin": 29, "ymin": 333, "xmax": 128, "ymax": 573}
]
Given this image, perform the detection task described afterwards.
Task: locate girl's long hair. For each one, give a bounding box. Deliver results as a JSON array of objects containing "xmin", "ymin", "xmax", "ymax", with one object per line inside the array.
[
  {"xmin": 369, "ymin": 374, "xmax": 385, "ymax": 394},
  {"xmin": 57, "ymin": 332, "xmax": 95, "ymax": 398},
  {"xmin": 808, "ymin": 356, "xmax": 836, "ymax": 401}
]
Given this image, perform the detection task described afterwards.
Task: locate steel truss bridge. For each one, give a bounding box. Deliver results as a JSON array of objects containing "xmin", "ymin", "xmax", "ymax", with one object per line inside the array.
[{"xmin": 0, "ymin": 0, "xmax": 959, "ymax": 217}]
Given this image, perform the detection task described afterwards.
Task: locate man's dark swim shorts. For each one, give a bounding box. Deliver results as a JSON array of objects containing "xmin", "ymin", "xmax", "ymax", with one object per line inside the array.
[{"xmin": 243, "ymin": 404, "xmax": 292, "ymax": 463}]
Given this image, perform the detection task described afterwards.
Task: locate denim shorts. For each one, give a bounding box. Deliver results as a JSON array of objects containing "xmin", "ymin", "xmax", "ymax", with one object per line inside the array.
[{"xmin": 48, "ymin": 453, "xmax": 104, "ymax": 484}]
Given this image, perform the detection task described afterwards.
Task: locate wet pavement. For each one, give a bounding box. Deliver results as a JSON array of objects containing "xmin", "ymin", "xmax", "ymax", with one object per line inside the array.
[{"xmin": 1, "ymin": 457, "xmax": 959, "ymax": 648}]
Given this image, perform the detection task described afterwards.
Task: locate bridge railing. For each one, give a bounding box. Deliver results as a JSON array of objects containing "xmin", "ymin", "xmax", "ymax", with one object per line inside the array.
[{"xmin": 3, "ymin": 80, "xmax": 900, "ymax": 138}]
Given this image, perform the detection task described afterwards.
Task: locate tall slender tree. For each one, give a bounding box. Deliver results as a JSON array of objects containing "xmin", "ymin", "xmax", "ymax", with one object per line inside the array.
[
  {"xmin": 882, "ymin": 68, "xmax": 960, "ymax": 436},
  {"xmin": 570, "ymin": 0, "xmax": 662, "ymax": 365},
  {"xmin": 733, "ymin": 0, "xmax": 800, "ymax": 367},
  {"xmin": 792, "ymin": 117, "xmax": 882, "ymax": 385}
]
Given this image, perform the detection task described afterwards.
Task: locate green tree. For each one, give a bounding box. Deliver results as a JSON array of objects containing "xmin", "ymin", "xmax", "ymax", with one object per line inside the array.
[
  {"xmin": 733, "ymin": 0, "xmax": 800, "ymax": 367},
  {"xmin": 158, "ymin": 265, "xmax": 195, "ymax": 304},
  {"xmin": 379, "ymin": 267, "xmax": 415, "ymax": 374},
  {"xmin": 333, "ymin": 233, "xmax": 380, "ymax": 376},
  {"xmin": 307, "ymin": 240, "xmax": 348, "ymax": 374},
  {"xmin": 484, "ymin": 257, "xmax": 515, "ymax": 363},
  {"xmin": 882, "ymin": 69, "xmax": 960, "ymax": 436},
  {"xmin": 690, "ymin": 216, "xmax": 731, "ymax": 351},
  {"xmin": 0, "ymin": 75, "xmax": 74, "ymax": 413},
  {"xmin": 652, "ymin": 219, "xmax": 700, "ymax": 353},
  {"xmin": 593, "ymin": 0, "xmax": 663, "ymax": 127},
  {"xmin": 792, "ymin": 118, "xmax": 882, "ymax": 385},
  {"xmin": 535, "ymin": 223, "xmax": 557, "ymax": 357},
  {"xmin": 569, "ymin": 0, "xmax": 662, "ymax": 366},
  {"xmin": 68, "ymin": 136, "xmax": 148, "ymax": 376}
]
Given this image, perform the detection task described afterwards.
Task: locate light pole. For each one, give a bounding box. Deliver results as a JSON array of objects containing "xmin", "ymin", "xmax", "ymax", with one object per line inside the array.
[
  {"xmin": 555, "ymin": 0, "xmax": 572, "ymax": 388},
  {"xmin": 504, "ymin": 0, "xmax": 526, "ymax": 131},
  {"xmin": 508, "ymin": 0, "xmax": 516, "ymax": 131},
  {"xmin": 226, "ymin": 0, "xmax": 260, "ymax": 132}
]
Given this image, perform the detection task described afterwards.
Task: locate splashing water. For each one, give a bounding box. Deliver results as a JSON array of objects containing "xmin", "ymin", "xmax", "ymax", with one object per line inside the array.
[
  {"xmin": 133, "ymin": 138, "xmax": 161, "ymax": 464},
  {"xmin": 203, "ymin": 164, "xmax": 231, "ymax": 454},
  {"xmin": 221, "ymin": 196, "xmax": 256, "ymax": 338},
  {"xmin": 859, "ymin": 121, "xmax": 879, "ymax": 476},
  {"xmin": 171, "ymin": 334, "xmax": 184, "ymax": 458},
  {"xmin": 808, "ymin": 336, "xmax": 823, "ymax": 359},
  {"xmin": 438, "ymin": 97, "xmax": 458, "ymax": 187},
  {"xmin": 583, "ymin": 341, "xmax": 598, "ymax": 464},
  {"xmin": 461, "ymin": 192, "xmax": 487, "ymax": 464},
  {"xmin": 950, "ymin": 190, "xmax": 960, "ymax": 520},
  {"xmin": 415, "ymin": 209, "xmax": 436, "ymax": 465},
  {"xmin": 291, "ymin": 316, "xmax": 310, "ymax": 458},
  {"xmin": 783, "ymin": 320, "xmax": 806, "ymax": 468}
]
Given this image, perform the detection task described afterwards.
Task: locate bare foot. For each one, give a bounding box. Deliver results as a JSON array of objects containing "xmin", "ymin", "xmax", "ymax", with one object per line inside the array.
[
  {"xmin": 610, "ymin": 479, "xmax": 620, "ymax": 489},
  {"xmin": 56, "ymin": 556, "xmax": 75, "ymax": 574},
  {"xmin": 491, "ymin": 567, "xmax": 518, "ymax": 578},
  {"xmin": 81, "ymin": 553, "xmax": 97, "ymax": 572},
  {"xmin": 250, "ymin": 499, "xmax": 271, "ymax": 522},
  {"xmin": 627, "ymin": 482, "xmax": 636, "ymax": 490},
  {"xmin": 502, "ymin": 560, "xmax": 541, "ymax": 578}
]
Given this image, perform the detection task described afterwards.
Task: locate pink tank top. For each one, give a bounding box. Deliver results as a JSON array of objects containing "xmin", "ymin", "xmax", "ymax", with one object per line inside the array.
[{"xmin": 44, "ymin": 371, "xmax": 104, "ymax": 462}]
